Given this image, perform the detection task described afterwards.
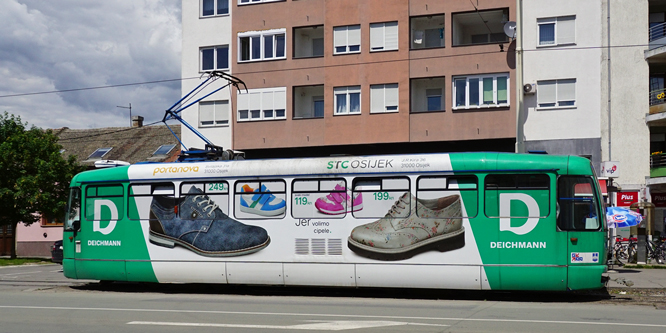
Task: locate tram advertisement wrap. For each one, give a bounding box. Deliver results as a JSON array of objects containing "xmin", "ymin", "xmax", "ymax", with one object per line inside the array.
[{"xmin": 65, "ymin": 153, "xmax": 605, "ymax": 290}]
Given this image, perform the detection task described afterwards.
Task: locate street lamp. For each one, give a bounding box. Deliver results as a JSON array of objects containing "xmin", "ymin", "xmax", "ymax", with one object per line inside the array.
[{"xmin": 116, "ymin": 103, "xmax": 132, "ymax": 127}]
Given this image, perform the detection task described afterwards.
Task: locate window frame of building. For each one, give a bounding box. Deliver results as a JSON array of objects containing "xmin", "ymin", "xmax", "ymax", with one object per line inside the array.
[
  {"xmin": 199, "ymin": 100, "xmax": 230, "ymax": 127},
  {"xmin": 237, "ymin": 87, "xmax": 287, "ymax": 122},
  {"xmin": 537, "ymin": 16, "xmax": 575, "ymax": 47},
  {"xmin": 370, "ymin": 83, "xmax": 399, "ymax": 113},
  {"xmin": 41, "ymin": 215, "xmax": 63, "ymax": 227},
  {"xmin": 333, "ymin": 25, "xmax": 361, "ymax": 55},
  {"xmin": 238, "ymin": 29, "xmax": 287, "ymax": 62},
  {"xmin": 370, "ymin": 21, "xmax": 399, "ymax": 52},
  {"xmin": 153, "ymin": 144, "xmax": 176, "ymax": 156},
  {"xmin": 452, "ymin": 73, "xmax": 509, "ymax": 110},
  {"xmin": 200, "ymin": 45, "xmax": 229, "ymax": 72},
  {"xmin": 201, "ymin": 0, "xmax": 229, "ymax": 17},
  {"xmin": 88, "ymin": 147, "xmax": 112, "ymax": 160},
  {"xmin": 536, "ymin": 79, "xmax": 576, "ymax": 109},
  {"xmin": 293, "ymin": 25, "xmax": 325, "ymax": 59},
  {"xmin": 410, "ymin": 14, "xmax": 446, "ymax": 50},
  {"xmin": 238, "ymin": 0, "xmax": 284, "ymax": 6},
  {"xmin": 334, "ymin": 86, "xmax": 362, "ymax": 115}
]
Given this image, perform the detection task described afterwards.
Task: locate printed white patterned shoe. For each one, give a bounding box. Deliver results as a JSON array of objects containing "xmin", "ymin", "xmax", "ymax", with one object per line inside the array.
[{"xmin": 347, "ymin": 192, "xmax": 464, "ymax": 260}]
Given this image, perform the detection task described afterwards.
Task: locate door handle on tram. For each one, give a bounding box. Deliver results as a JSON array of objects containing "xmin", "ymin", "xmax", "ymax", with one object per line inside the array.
[{"xmin": 570, "ymin": 237, "xmax": 578, "ymax": 243}]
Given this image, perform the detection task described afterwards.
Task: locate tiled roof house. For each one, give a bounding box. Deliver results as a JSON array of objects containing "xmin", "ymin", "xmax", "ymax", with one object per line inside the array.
[{"xmin": 11, "ymin": 118, "xmax": 181, "ymax": 258}]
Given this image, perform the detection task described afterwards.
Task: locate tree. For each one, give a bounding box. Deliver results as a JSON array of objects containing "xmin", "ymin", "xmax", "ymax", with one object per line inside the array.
[{"xmin": 0, "ymin": 112, "xmax": 84, "ymax": 258}]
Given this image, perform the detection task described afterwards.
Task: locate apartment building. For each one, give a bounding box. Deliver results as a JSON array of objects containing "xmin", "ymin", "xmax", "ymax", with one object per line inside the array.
[
  {"xmin": 182, "ymin": 0, "xmax": 517, "ymax": 157},
  {"xmin": 181, "ymin": 0, "xmax": 233, "ymax": 150},
  {"xmin": 521, "ymin": 0, "xmax": 654, "ymax": 232}
]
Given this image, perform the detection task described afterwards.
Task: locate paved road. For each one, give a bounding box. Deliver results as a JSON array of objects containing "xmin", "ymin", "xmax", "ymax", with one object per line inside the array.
[{"xmin": 1, "ymin": 264, "xmax": 665, "ymax": 332}]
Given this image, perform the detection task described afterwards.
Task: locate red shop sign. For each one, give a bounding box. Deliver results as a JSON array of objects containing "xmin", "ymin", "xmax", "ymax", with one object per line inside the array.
[
  {"xmin": 652, "ymin": 192, "xmax": 666, "ymax": 207},
  {"xmin": 618, "ymin": 191, "xmax": 639, "ymax": 207}
]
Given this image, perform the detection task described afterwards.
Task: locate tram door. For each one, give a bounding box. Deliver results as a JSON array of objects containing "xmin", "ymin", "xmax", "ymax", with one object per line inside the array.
[{"xmin": 557, "ymin": 176, "xmax": 606, "ymax": 290}]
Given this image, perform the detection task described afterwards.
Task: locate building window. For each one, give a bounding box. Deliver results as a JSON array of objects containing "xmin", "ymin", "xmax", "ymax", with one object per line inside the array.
[
  {"xmin": 88, "ymin": 147, "xmax": 112, "ymax": 160},
  {"xmin": 199, "ymin": 100, "xmax": 229, "ymax": 127},
  {"xmin": 41, "ymin": 216, "xmax": 63, "ymax": 226},
  {"xmin": 237, "ymin": 87, "xmax": 287, "ymax": 121},
  {"xmin": 201, "ymin": 0, "xmax": 229, "ymax": 17},
  {"xmin": 538, "ymin": 16, "xmax": 575, "ymax": 46},
  {"xmin": 410, "ymin": 14, "xmax": 446, "ymax": 49},
  {"xmin": 452, "ymin": 9, "xmax": 509, "ymax": 46},
  {"xmin": 293, "ymin": 85, "xmax": 324, "ymax": 119},
  {"xmin": 370, "ymin": 21, "xmax": 398, "ymax": 52},
  {"xmin": 153, "ymin": 144, "xmax": 176, "ymax": 156},
  {"xmin": 333, "ymin": 25, "xmax": 361, "ymax": 54},
  {"xmin": 238, "ymin": 0, "xmax": 283, "ymax": 5},
  {"xmin": 293, "ymin": 25, "xmax": 324, "ymax": 58},
  {"xmin": 411, "ymin": 77, "xmax": 445, "ymax": 112},
  {"xmin": 201, "ymin": 45, "xmax": 229, "ymax": 71},
  {"xmin": 537, "ymin": 79, "xmax": 576, "ymax": 108},
  {"xmin": 453, "ymin": 74, "xmax": 509, "ymax": 109},
  {"xmin": 334, "ymin": 86, "xmax": 361, "ymax": 115},
  {"xmin": 370, "ymin": 83, "xmax": 399, "ymax": 113},
  {"xmin": 239, "ymin": 29, "xmax": 286, "ymax": 62}
]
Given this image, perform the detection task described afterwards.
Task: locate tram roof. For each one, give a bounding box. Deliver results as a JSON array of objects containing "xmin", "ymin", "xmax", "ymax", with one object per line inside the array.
[{"xmin": 70, "ymin": 152, "xmax": 593, "ymax": 185}]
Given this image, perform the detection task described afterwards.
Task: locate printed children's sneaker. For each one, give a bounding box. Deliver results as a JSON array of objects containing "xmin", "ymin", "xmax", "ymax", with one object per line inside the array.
[
  {"xmin": 240, "ymin": 184, "xmax": 286, "ymax": 216},
  {"xmin": 314, "ymin": 183, "xmax": 363, "ymax": 215},
  {"xmin": 149, "ymin": 186, "xmax": 270, "ymax": 257},
  {"xmin": 347, "ymin": 192, "xmax": 464, "ymax": 261}
]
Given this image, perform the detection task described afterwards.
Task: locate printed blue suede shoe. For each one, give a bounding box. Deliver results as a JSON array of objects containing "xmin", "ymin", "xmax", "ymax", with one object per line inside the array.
[
  {"xmin": 239, "ymin": 184, "xmax": 286, "ymax": 216},
  {"xmin": 149, "ymin": 186, "xmax": 270, "ymax": 257}
]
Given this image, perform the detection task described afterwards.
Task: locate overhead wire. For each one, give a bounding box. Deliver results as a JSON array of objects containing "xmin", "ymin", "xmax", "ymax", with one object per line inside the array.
[{"xmin": 0, "ymin": 42, "xmax": 657, "ymax": 100}]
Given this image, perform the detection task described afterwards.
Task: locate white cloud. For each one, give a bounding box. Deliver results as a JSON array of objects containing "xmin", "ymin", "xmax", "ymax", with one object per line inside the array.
[{"xmin": 0, "ymin": 0, "xmax": 182, "ymax": 129}]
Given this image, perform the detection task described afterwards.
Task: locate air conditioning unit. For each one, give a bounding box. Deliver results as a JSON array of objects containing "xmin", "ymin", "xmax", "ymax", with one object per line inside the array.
[{"xmin": 523, "ymin": 83, "xmax": 537, "ymax": 95}]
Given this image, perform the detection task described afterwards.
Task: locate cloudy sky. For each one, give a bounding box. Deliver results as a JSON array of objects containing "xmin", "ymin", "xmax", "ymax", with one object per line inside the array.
[{"xmin": 0, "ymin": 0, "xmax": 182, "ymax": 129}]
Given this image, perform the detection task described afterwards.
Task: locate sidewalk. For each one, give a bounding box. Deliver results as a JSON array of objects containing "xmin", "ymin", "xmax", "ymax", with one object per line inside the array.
[{"xmin": 606, "ymin": 266, "xmax": 666, "ymax": 289}]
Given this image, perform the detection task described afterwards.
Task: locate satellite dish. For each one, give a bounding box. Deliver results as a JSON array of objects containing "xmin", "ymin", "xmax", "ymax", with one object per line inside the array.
[{"xmin": 504, "ymin": 21, "xmax": 516, "ymax": 39}]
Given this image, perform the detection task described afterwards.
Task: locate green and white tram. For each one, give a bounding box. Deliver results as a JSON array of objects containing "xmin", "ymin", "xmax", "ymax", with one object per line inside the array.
[{"xmin": 62, "ymin": 152, "xmax": 607, "ymax": 291}]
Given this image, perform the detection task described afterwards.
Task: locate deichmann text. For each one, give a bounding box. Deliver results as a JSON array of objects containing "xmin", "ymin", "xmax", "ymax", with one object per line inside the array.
[
  {"xmin": 88, "ymin": 240, "xmax": 122, "ymax": 246},
  {"xmin": 490, "ymin": 241, "xmax": 546, "ymax": 249}
]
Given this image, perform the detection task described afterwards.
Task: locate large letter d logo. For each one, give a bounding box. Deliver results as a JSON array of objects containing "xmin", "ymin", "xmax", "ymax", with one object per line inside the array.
[
  {"xmin": 499, "ymin": 193, "xmax": 540, "ymax": 235},
  {"xmin": 93, "ymin": 200, "xmax": 118, "ymax": 235}
]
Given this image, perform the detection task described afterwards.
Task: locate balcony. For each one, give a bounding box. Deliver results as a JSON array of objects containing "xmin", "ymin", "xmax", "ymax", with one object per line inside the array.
[
  {"xmin": 651, "ymin": 152, "xmax": 666, "ymax": 177},
  {"xmin": 650, "ymin": 22, "xmax": 666, "ymax": 50},
  {"xmin": 648, "ymin": 88, "xmax": 666, "ymax": 124},
  {"xmin": 646, "ymin": 22, "xmax": 666, "ymax": 60},
  {"xmin": 293, "ymin": 25, "xmax": 324, "ymax": 59},
  {"xmin": 451, "ymin": 8, "xmax": 509, "ymax": 47},
  {"xmin": 293, "ymin": 85, "xmax": 324, "ymax": 119}
]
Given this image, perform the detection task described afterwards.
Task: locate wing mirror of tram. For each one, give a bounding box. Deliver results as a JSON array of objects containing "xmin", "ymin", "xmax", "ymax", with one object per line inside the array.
[{"xmin": 72, "ymin": 220, "xmax": 81, "ymax": 236}]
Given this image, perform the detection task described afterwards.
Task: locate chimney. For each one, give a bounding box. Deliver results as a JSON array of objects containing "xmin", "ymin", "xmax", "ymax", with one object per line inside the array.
[{"xmin": 132, "ymin": 115, "xmax": 144, "ymax": 128}]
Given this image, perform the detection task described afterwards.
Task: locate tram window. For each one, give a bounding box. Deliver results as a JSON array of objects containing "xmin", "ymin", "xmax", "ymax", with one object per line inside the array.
[
  {"xmin": 64, "ymin": 188, "xmax": 81, "ymax": 231},
  {"xmin": 292, "ymin": 179, "xmax": 347, "ymax": 219},
  {"xmin": 234, "ymin": 180, "xmax": 286, "ymax": 219},
  {"xmin": 352, "ymin": 177, "xmax": 410, "ymax": 218},
  {"xmin": 85, "ymin": 184, "xmax": 125, "ymax": 221},
  {"xmin": 128, "ymin": 183, "xmax": 175, "ymax": 220},
  {"xmin": 484, "ymin": 174, "xmax": 550, "ymax": 218},
  {"xmin": 557, "ymin": 176, "xmax": 600, "ymax": 231},
  {"xmin": 417, "ymin": 176, "xmax": 477, "ymax": 218}
]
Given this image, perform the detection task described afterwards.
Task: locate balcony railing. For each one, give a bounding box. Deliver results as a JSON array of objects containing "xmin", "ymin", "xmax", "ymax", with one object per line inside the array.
[
  {"xmin": 650, "ymin": 88, "xmax": 666, "ymax": 106},
  {"xmin": 649, "ymin": 22, "xmax": 666, "ymax": 50},
  {"xmin": 651, "ymin": 153, "xmax": 666, "ymax": 177}
]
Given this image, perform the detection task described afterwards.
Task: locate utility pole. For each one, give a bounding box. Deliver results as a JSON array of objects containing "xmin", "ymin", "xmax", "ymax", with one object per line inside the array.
[{"xmin": 116, "ymin": 103, "xmax": 132, "ymax": 127}]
